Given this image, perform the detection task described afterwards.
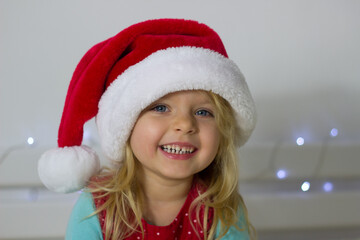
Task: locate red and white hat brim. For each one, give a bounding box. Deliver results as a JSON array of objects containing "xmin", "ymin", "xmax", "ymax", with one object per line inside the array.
[{"xmin": 97, "ymin": 46, "xmax": 256, "ymax": 162}]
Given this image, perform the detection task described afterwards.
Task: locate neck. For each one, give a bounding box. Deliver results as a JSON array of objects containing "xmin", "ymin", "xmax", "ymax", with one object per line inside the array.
[
  {"xmin": 139, "ymin": 170, "xmax": 193, "ymax": 202},
  {"xmin": 138, "ymin": 168, "xmax": 194, "ymax": 225}
]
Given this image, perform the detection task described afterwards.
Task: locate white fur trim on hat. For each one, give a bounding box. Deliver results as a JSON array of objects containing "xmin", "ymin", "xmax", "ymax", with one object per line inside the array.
[
  {"xmin": 38, "ymin": 145, "xmax": 100, "ymax": 193},
  {"xmin": 97, "ymin": 46, "xmax": 256, "ymax": 161}
]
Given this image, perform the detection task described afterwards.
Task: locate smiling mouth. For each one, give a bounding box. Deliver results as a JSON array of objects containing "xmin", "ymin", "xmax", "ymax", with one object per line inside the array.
[{"xmin": 160, "ymin": 145, "xmax": 196, "ymax": 155}]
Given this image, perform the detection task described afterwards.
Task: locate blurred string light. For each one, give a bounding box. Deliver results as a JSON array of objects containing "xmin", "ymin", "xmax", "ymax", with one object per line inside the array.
[
  {"xmin": 0, "ymin": 137, "xmax": 36, "ymax": 165},
  {"xmin": 1, "ymin": 130, "xmax": 97, "ymax": 166},
  {"xmin": 276, "ymin": 169, "xmax": 287, "ymax": 179},
  {"xmin": 27, "ymin": 137, "xmax": 34, "ymax": 145},
  {"xmin": 330, "ymin": 128, "xmax": 338, "ymax": 138},
  {"xmin": 27, "ymin": 188, "xmax": 39, "ymax": 202},
  {"xmin": 297, "ymin": 128, "xmax": 339, "ymax": 193},
  {"xmin": 323, "ymin": 181, "xmax": 333, "ymax": 192},
  {"xmin": 301, "ymin": 181, "xmax": 310, "ymax": 192},
  {"xmin": 248, "ymin": 131, "xmax": 341, "ymax": 194},
  {"xmin": 296, "ymin": 137, "xmax": 304, "ymax": 146}
]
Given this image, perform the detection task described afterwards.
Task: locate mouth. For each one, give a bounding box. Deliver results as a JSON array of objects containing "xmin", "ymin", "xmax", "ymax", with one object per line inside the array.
[{"xmin": 160, "ymin": 143, "xmax": 197, "ymax": 155}]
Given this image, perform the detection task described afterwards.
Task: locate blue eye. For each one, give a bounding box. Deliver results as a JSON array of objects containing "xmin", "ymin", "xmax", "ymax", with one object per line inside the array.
[
  {"xmin": 195, "ymin": 109, "xmax": 213, "ymax": 117},
  {"xmin": 152, "ymin": 105, "xmax": 168, "ymax": 112}
]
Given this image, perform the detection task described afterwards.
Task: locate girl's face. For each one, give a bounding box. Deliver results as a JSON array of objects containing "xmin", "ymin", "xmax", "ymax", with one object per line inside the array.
[{"xmin": 130, "ymin": 90, "xmax": 220, "ymax": 182}]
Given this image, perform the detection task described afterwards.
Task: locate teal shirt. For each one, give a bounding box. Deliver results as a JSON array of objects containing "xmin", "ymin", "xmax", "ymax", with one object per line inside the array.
[{"xmin": 66, "ymin": 192, "xmax": 250, "ymax": 240}]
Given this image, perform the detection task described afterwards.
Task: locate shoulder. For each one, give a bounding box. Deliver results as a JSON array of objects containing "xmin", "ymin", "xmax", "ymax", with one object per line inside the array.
[
  {"xmin": 215, "ymin": 204, "xmax": 251, "ymax": 240},
  {"xmin": 65, "ymin": 191, "xmax": 103, "ymax": 240}
]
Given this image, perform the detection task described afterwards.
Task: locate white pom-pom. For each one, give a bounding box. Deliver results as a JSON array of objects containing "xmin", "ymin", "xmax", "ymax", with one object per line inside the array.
[{"xmin": 38, "ymin": 145, "xmax": 100, "ymax": 193}]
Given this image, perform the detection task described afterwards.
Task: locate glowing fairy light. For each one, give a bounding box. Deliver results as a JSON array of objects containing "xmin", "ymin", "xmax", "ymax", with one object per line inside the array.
[
  {"xmin": 296, "ymin": 137, "xmax": 304, "ymax": 146},
  {"xmin": 301, "ymin": 181, "xmax": 310, "ymax": 192},
  {"xmin": 323, "ymin": 182, "xmax": 333, "ymax": 192},
  {"xmin": 330, "ymin": 128, "xmax": 338, "ymax": 137},
  {"xmin": 27, "ymin": 137, "xmax": 34, "ymax": 145},
  {"xmin": 276, "ymin": 169, "xmax": 287, "ymax": 179}
]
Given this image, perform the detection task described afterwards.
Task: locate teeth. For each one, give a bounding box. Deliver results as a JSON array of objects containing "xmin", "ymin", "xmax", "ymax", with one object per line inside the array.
[{"xmin": 161, "ymin": 145, "xmax": 195, "ymax": 154}]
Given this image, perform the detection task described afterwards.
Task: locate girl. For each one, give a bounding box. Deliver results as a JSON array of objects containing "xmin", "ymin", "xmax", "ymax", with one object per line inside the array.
[{"xmin": 38, "ymin": 19, "xmax": 257, "ymax": 239}]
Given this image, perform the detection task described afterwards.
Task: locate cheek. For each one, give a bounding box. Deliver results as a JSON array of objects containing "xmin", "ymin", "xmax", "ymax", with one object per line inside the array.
[
  {"xmin": 200, "ymin": 124, "xmax": 221, "ymax": 158},
  {"xmin": 130, "ymin": 119, "xmax": 163, "ymax": 158},
  {"xmin": 130, "ymin": 120, "xmax": 147, "ymax": 159}
]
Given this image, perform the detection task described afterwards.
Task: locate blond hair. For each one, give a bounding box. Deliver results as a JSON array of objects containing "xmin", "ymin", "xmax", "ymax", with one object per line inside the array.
[{"xmin": 88, "ymin": 90, "xmax": 255, "ymax": 240}]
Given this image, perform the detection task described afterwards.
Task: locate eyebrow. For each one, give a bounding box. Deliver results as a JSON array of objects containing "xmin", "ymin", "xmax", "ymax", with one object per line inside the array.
[{"xmin": 196, "ymin": 101, "xmax": 214, "ymax": 107}]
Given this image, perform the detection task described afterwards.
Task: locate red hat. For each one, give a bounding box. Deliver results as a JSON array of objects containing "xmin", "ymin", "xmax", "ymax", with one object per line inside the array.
[{"xmin": 38, "ymin": 19, "xmax": 256, "ymax": 193}]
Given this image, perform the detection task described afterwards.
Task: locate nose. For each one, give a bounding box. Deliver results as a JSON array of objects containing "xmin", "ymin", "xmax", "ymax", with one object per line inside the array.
[{"xmin": 172, "ymin": 112, "xmax": 198, "ymax": 134}]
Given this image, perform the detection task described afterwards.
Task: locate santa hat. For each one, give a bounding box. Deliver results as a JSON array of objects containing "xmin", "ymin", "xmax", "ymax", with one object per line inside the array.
[{"xmin": 38, "ymin": 19, "xmax": 256, "ymax": 193}]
